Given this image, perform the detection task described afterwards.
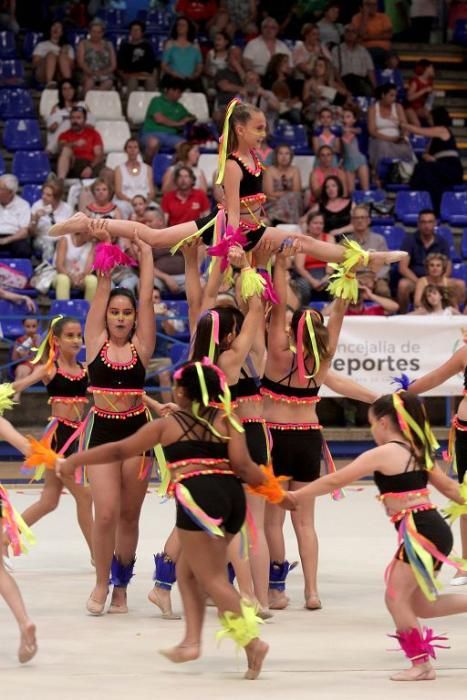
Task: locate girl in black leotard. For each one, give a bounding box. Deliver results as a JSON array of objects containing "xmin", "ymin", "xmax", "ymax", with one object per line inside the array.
[
  {"xmin": 57, "ymin": 362, "xmax": 294, "ymax": 681},
  {"xmin": 293, "ymin": 391, "xmax": 467, "ymax": 683},
  {"xmin": 80, "ymin": 236, "xmax": 155, "ymax": 616},
  {"xmin": 11, "ymin": 316, "xmax": 93, "ymax": 556}
]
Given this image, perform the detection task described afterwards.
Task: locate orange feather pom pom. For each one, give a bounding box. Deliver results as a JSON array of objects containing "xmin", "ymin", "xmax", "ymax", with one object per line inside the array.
[{"xmin": 246, "ymin": 464, "xmax": 288, "ymax": 504}]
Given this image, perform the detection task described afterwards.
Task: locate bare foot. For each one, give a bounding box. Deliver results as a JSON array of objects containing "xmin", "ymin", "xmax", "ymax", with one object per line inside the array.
[
  {"xmin": 390, "ymin": 663, "xmax": 436, "ymax": 681},
  {"xmin": 18, "ymin": 621, "xmax": 37, "ymax": 664},
  {"xmin": 269, "ymin": 589, "xmax": 289, "ymax": 610},
  {"xmin": 305, "ymin": 594, "xmax": 322, "ymax": 610},
  {"xmin": 244, "ymin": 638, "xmax": 269, "ymax": 680},
  {"xmin": 257, "ymin": 607, "xmax": 274, "ymax": 620},
  {"xmin": 159, "ymin": 643, "xmax": 200, "ymax": 664},
  {"xmin": 368, "ymin": 250, "xmax": 408, "ymax": 273},
  {"xmin": 108, "ymin": 586, "xmax": 128, "ymax": 614},
  {"xmin": 48, "ymin": 212, "xmax": 90, "ymax": 238},
  {"xmin": 148, "ymin": 586, "xmax": 181, "ymax": 620},
  {"xmin": 86, "ymin": 586, "xmax": 108, "ymax": 616}
]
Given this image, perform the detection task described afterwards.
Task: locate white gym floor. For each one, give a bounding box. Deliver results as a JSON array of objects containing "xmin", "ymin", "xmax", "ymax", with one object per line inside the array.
[{"xmin": 1, "ymin": 484, "xmax": 467, "ymax": 699}]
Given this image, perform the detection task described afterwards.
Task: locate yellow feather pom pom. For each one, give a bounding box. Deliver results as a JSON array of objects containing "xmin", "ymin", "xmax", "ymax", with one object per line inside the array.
[{"xmin": 0, "ymin": 383, "xmax": 16, "ymax": 415}]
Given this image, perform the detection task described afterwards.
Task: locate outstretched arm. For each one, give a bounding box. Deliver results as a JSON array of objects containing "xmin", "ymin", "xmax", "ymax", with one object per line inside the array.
[
  {"xmin": 429, "ymin": 464, "xmax": 466, "ymax": 504},
  {"xmin": 324, "ymin": 370, "xmax": 377, "ymax": 403},
  {"xmin": 12, "ymin": 364, "xmax": 50, "ymax": 394},
  {"xmin": 409, "ymin": 346, "xmax": 467, "ymax": 395},
  {"xmin": 0, "ymin": 416, "xmax": 29, "ymax": 456}
]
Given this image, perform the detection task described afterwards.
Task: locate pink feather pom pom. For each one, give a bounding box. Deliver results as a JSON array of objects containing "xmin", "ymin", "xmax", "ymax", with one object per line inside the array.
[
  {"xmin": 207, "ymin": 225, "xmax": 248, "ymax": 272},
  {"xmin": 92, "ymin": 243, "xmax": 138, "ymax": 274},
  {"xmin": 258, "ymin": 269, "xmax": 279, "ymax": 304}
]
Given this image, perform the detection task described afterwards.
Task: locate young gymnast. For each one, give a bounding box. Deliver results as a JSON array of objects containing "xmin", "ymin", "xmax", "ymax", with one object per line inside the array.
[
  {"xmin": 10, "ymin": 316, "xmax": 93, "ymax": 556},
  {"xmin": 56, "ymin": 361, "xmax": 294, "ymax": 680},
  {"xmin": 292, "ymin": 391, "xmax": 467, "ymax": 681},
  {"xmin": 0, "ymin": 416, "xmax": 37, "ymax": 663},
  {"xmin": 78, "ymin": 235, "xmax": 155, "ymax": 615},
  {"xmin": 48, "ymin": 101, "xmax": 406, "ymax": 276},
  {"xmin": 408, "ymin": 345, "xmax": 467, "ymax": 585}
]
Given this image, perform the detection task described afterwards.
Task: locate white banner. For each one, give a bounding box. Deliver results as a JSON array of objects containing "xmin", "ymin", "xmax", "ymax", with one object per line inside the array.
[{"xmin": 321, "ymin": 316, "xmax": 466, "ymax": 397}]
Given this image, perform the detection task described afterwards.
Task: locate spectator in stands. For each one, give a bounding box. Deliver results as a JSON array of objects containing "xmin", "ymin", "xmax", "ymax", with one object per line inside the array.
[
  {"xmin": 141, "ymin": 76, "xmax": 196, "ymax": 163},
  {"xmin": 46, "ymin": 80, "xmax": 92, "ymax": 156},
  {"xmin": 292, "ymin": 22, "xmax": 331, "ymax": 80},
  {"xmin": 54, "ymin": 230, "xmax": 97, "ymax": 302},
  {"xmin": 368, "ymin": 83, "xmax": 414, "ymax": 173},
  {"xmin": 264, "ymin": 144, "xmax": 303, "ymax": 225},
  {"xmin": 410, "ymin": 0, "xmax": 438, "ymax": 43},
  {"xmin": 0, "ymin": 286, "xmax": 36, "ymax": 311},
  {"xmin": 348, "ymin": 204, "xmax": 391, "ymax": 296},
  {"xmin": 324, "ymin": 274, "xmax": 399, "ymax": 315},
  {"xmin": 414, "ymin": 252, "xmax": 465, "ymax": 308},
  {"xmin": 219, "ymin": 0, "xmax": 258, "ymax": 37},
  {"xmin": 341, "ymin": 104, "xmax": 370, "ymax": 193},
  {"xmin": 0, "ymin": 0, "xmax": 18, "ymax": 32},
  {"xmin": 161, "ymin": 142, "xmax": 208, "ymax": 194},
  {"xmin": 83, "ymin": 178, "xmax": 122, "ymax": 220},
  {"xmin": 149, "ymin": 287, "xmax": 180, "ymax": 403},
  {"xmin": 243, "ymin": 69, "xmax": 280, "ymax": 132},
  {"xmin": 161, "ymin": 165, "xmax": 210, "ymax": 227},
  {"xmin": 114, "ymin": 138, "xmax": 155, "ymax": 215},
  {"xmin": 12, "ymin": 316, "xmax": 41, "ymax": 399},
  {"xmin": 161, "ymin": 16, "xmax": 203, "ymax": 91},
  {"xmin": 29, "ymin": 180, "xmax": 72, "ymax": 263},
  {"xmin": 243, "ymin": 17, "xmax": 292, "ymax": 76},
  {"xmin": 293, "ymin": 211, "xmax": 331, "ymax": 303},
  {"xmin": 397, "ymin": 209, "xmax": 461, "ymax": 313},
  {"xmin": 310, "ymin": 175, "xmax": 353, "ymax": 237},
  {"xmin": 176, "ymin": 0, "xmax": 218, "ymax": 29},
  {"xmin": 32, "ymin": 20, "xmax": 75, "ymax": 87},
  {"xmin": 117, "ymin": 20, "xmax": 157, "ymax": 93},
  {"xmin": 310, "ymin": 145, "xmax": 346, "ymax": 202},
  {"xmin": 312, "ymin": 106, "xmax": 342, "ymax": 163},
  {"xmin": 76, "ymin": 18, "xmax": 117, "ymax": 95},
  {"xmin": 302, "ymin": 57, "xmax": 349, "ymax": 123},
  {"xmin": 130, "ymin": 196, "xmax": 154, "ymax": 224},
  {"xmin": 145, "ymin": 207, "xmax": 187, "ymax": 296},
  {"xmin": 351, "ymin": 0, "xmax": 393, "ymax": 67},
  {"xmin": 57, "ymin": 106, "xmax": 104, "ymax": 180},
  {"xmin": 317, "ymin": 2, "xmax": 344, "ymax": 47},
  {"xmin": 405, "ymin": 59, "xmax": 435, "ymax": 127},
  {"xmin": 213, "ymin": 45, "xmax": 246, "ymax": 123},
  {"xmin": 331, "ymin": 24, "xmax": 376, "ymax": 97},
  {"xmin": 0, "ymin": 174, "xmax": 31, "ymax": 258},
  {"xmin": 404, "ymin": 107, "xmax": 464, "ymax": 215},
  {"xmin": 410, "ymin": 284, "xmax": 461, "ymax": 316},
  {"xmin": 263, "ymin": 54, "xmax": 303, "ymax": 125},
  {"xmin": 204, "ymin": 30, "xmax": 231, "ymax": 94}
]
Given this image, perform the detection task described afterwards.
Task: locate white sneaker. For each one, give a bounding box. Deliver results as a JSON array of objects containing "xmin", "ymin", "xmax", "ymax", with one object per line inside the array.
[{"xmin": 450, "ymin": 575, "xmax": 467, "ymax": 586}]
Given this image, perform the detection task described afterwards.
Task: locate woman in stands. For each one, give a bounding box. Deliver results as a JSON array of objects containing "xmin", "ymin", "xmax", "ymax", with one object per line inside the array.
[
  {"xmin": 114, "ymin": 139, "xmax": 155, "ymax": 218},
  {"xmin": 77, "ymin": 234, "xmax": 155, "ymax": 615},
  {"xmin": 161, "ymin": 142, "xmax": 208, "ymax": 194},
  {"xmin": 408, "ymin": 346, "xmax": 467, "ymax": 587},
  {"xmin": 11, "ymin": 316, "xmax": 93, "ymax": 557},
  {"xmin": 46, "ymin": 80, "xmax": 91, "ymax": 155},
  {"xmin": 32, "ymin": 21, "xmax": 74, "ymax": 88},
  {"xmin": 29, "ymin": 179, "xmax": 72, "ymax": 263},
  {"xmin": 292, "ymin": 392, "xmax": 467, "ymax": 682}
]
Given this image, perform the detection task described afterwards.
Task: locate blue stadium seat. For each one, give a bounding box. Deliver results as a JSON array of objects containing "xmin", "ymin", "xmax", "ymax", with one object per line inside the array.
[
  {"xmin": 271, "ymin": 122, "xmax": 311, "ymax": 154},
  {"xmin": 440, "ymin": 192, "xmax": 467, "ymax": 226},
  {"xmin": 453, "ymin": 19, "xmax": 467, "ymax": 45},
  {"xmin": 452, "ymin": 262, "xmax": 467, "ymax": 283},
  {"xmin": 21, "ymin": 183, "xmax": 43, "ymax": 206},
  {"xmin": 50, "ymin": 299, "xmax": 90, "ymax": 319},
  {"xmin": 0, "ymin": 152, "xmax": 5, "ymax": 175},
  {"xmin": 375, "ymin": 67, "xmax": 405, "ymax": 100},
  {"xmin": 352, "ymin": 189, "xmax": 394, "ymax": 225},
  {"xmin": 409, "ymin": 134, "xmax": 429, "ymax": 156},
  {"xmin": 461, "ymin": 229, "xmax": 467, "ymax": 259},
  {"xmin": 96, "ymin": 8, "xmax": 126, "ymax": 29},
  {"xmin": 22, "ymin": 31, "xmax": 43, "ymax": 60},
  {"xmin": 3, "ymin": 119, "xmax": 42, "ymax": 151},
  {"xmin": 13, "ymin": 151, "xmax": 50, "ymax": 184},
  {"xmin": 106, "ymin": 31, "xmax": 128, "ymax": 50},
  {"xmin": 6, "ymin": 258, "xmax": 33, "ymax": 280},
  {"xmin": 66, "ymin": 29, "xmax": 88, "ymax": 51},
  {"xmin": 0, "ymin": 31, "xmax": 16, "ymax": 59},
  {"xmin": 164, "ymin": 300, "xmax": 190, "ymax": 340},
  {"xmin": 372, "ymin": 225, "xmax": 406, "ymax": 250},
  {"xmin": 0, "ymin": 59, "xmax": 25, "ymax": 86},
  {"xmin": 152, "ymin": 152, "xmax": 173, "ymax": 187},
  {"xmin": 139, "ymin": 9, "xmax": 174, "ymax": 33},
  {"xmin": 376, "ymin": 158, "xmax": 410, "ymax": 192},
  {"xmin": 436, "ymin": 225, "xmax": 461, "ymax": 262},
  {"xmin": 0, "ymin": 88, "xmax": 35, "ymax": 118},
  {"xmin": 395, "ymin": 191, "xmax": 433, "ymax": 225},
  {"xmin": 148, "ymin": 33, "xmax": 168, "ymax": 59},
  {"xmin": 169, "ymin": 342, "xmax": 189, "ymax": 368},
  {"xmin": 0, "ymin": 299, "xmax": 37, "ymax": 339}
]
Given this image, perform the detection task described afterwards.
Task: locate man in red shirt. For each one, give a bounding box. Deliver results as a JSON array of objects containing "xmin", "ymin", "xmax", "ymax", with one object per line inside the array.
[
  {"xmin": 57, "ymin": 106, "xmax": 104, "ymax": 179},
  {"xmin": 161, "ymin": 165, "xmax": 211, "ymax": 226}
]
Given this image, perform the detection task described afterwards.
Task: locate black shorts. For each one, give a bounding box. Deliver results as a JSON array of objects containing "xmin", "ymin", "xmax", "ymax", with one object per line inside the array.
[
  {"xmin": 243, "ymin": 419, "xmax": 269, "ymax": 465},
  {"xmin": 87, "ymin": 408, "xmax": 150, "ymax": 449},
  {"xmin": 175, "ymin": 473, "xmax": 246, "ymax": 535},
  {"xmin": 269, "ymin": 424, "xmax": 322, "ymax": 483},
  {"xmin": 455, "ymin": 418, "xmax": 467, "ymax": 483},
  {"xmin": 52, "ymin": 421, "xmax": 80, "ymax": 458},
  {"xmin": 395, "ymin": 509, "xmax": 454, "ymax": 570},
  {"xmin": 195, "ymin": 215, "xmax": 266, "ymax": 251}
]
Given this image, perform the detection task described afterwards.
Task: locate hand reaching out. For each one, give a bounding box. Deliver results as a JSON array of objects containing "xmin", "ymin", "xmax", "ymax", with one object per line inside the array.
[{"xmin": 227, "ymin": 244, "xmax": 249, "ymax": 269}]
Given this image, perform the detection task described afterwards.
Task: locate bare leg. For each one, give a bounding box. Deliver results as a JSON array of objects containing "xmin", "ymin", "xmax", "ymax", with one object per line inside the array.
[
  {"xmin": 345, "ymin": 171, "xmax": 356, "ymax": 195},
  {"xmin": 61, "ymin": 474, "xmax": 94, "ymax": 556},
  {"xmin": 44, "ymin": 52, "xmax": 58, "ymax": 83},
  {"xmin": 397, "ymin": 278, "xmax": 416, "ymax": 314},
  {"xmin": 290, "ymin": 481, "xmax": 321, "ymax": 610},
  {"xmin": 86, "ymin": 462, "xmax": 121, "ymax": 613},
  {"xmin": 158, "ymin": 369, "xmax": 173, "ymax": 403},
  {"xmin": 148, "ymin": 527, "xmax": 181, "ymax": 618},
  {"xmin": 412, "ymin": 588, "xmax": 467, "ymax": 617},
  {"xmin": 110, "ymin": 456, "xmax": 148, "ymax": 612},
  {"xmin": 58, "ymin": 53, "xmax": 72, "ymax": 80},
  {"xmin": 56, "ymin": 145, "xmax": 74, "ymax": 180},
  {"xmin": 228, "ymin": 533, "xmax": 257, "ymax": 602},
  {"xmin": 246, "ymin": 492, "xmax": 270, "ymax": 612},
  {"xmin": 159, "ymin": 548, "xmax": 204, "ymax": 663},
  {"xmin": 20, "ymin": 469, "xmax": 62, "ymax": 526},
  {"xmin": 452, "ymin": 514, "xmax": 467, "ymax": 583},
  {"xmin": 83, "ymin": 75, "xmax": 95, "ymax": 95},
  {"xmin": 385, "ymin": 561, "xmax": 435, "ymax": 681},
  {"xmin": 0, "ymin": 520, "xmax": 37, "ymax": 663},
  {"xmin": 357, "ymin": 164, "xmax": 370, "ymax": 191},
  {"xmin": 264, "ymin": 488, "xmax": 289, "ymax": 609}
]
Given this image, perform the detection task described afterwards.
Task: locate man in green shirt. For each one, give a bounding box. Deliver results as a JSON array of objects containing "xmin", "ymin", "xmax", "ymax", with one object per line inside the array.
[{"xmin": 141, "ymin": 76, "xmax": 195, "ymax": 162}]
